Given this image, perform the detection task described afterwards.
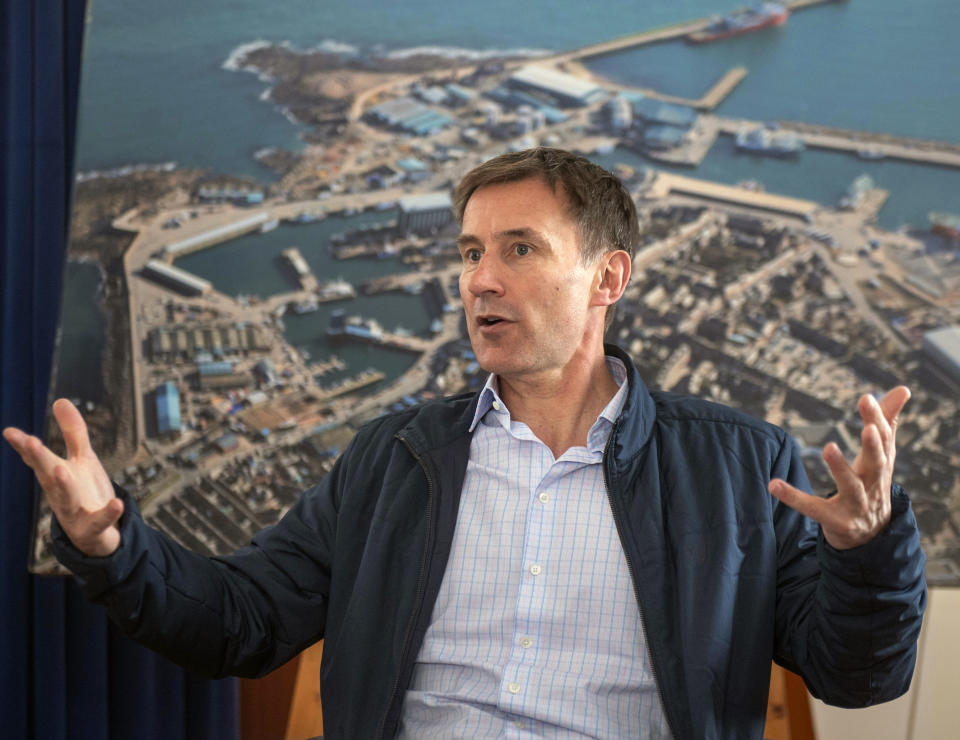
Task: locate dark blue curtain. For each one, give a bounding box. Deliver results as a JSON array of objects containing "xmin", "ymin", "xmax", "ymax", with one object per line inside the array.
[{"xmin": 1, "ymin": 3, "xmax": 239, "ymax": 738}]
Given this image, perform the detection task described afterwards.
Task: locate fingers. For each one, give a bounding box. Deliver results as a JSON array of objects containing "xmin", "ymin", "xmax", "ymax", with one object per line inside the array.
[
  {"xmin": 857, "ymin": 386, "xmax": 909, "ymax": 457},
  {"xmin": 2, "ymin": 427, "xmax": 66, "ymax": 485},
  {"xmin": 878, "ymin": 385, "xmax": 910, "ymax": 424},
  {"xmin": 52, "ymin": 398, "xmax": 92, "ymax": 460},
  {"xmin": 768, "ymin": 478, "xmax": 831, "ymax": 524},
  {"xmin": 822, "ymin": 441, "xmax": 869, "ymax": 494}
]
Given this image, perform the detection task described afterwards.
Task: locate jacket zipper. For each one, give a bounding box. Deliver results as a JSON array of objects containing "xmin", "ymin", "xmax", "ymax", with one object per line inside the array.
[
  {"xmin": 376, "ymin": 433, "xmax": 435, "ymax": 739},
  {"xmin": 602, "ymin": 426, "xmax": 680, "ymax": 739}
]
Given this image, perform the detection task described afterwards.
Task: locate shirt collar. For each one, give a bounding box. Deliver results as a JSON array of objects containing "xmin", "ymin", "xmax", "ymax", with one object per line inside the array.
[{"xmin": 469, "ymin": 356, "xmax": 629, "ymax": 455}]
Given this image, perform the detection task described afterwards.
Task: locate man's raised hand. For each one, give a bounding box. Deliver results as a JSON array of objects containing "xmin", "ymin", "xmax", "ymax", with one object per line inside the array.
[
  {"xmin": 3, "ymin": 398, "xmax": 122, "ymax": 557},
  {"xmin": 768, "ymin": 386, "xmax": 910, "ymax": 550}
]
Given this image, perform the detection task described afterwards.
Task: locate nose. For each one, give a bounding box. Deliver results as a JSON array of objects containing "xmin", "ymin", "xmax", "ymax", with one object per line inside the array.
[{"xmin": 463, "ymin": 253, "xmax": 504, "ymax": 298}]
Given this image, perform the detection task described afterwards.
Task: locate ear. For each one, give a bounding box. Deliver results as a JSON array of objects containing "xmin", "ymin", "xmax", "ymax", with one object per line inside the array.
[{"xmin": 591, "ymin": 250, "xmax": 631, "ymax": 308}]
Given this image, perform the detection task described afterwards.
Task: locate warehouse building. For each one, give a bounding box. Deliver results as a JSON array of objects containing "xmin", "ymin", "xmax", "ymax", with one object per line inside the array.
[
  {"xmin": 397, "ymin": 191, "xmax": 453, "ymax": 234},
  {"xmin": 154, "ymin": 382, "xmax": 182, "ymax": 438},
  {"xmin": 367, "ymin": 96, "xmax": 453, "ymax": 136},
  {"xmin": 507, "ymin": 65, "xmax": 607, "ymax": 107},
  {"xmin": 923, "ymin": 325, "xmax": 960, "ymax": 385},
  {"xmin": 142, "ymin": 260, "xmax": 212, "ymax": 296}
]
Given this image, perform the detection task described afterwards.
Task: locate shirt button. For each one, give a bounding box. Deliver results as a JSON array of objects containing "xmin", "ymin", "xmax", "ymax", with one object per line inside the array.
[
  {"xmin": 514, "ymin": 719, "xmax": 526, "ymax": 729},
  {"xmin": 508, "ymin": 682, "xmax": 521, "ymax": 694},
  {"xmin": 529, "ymin": 564, "xmax": 541, "ymax": 576},
  {"xmin": 492, "ymin": 400, "xmax": 501, "ymax": 411},
  {"xmin": 537, "ymin": 491, "xmax": 549, "ymax": 503},
  {"xmin": 520, "ymin": 636, "xmax": 533, "ymax": 649}
]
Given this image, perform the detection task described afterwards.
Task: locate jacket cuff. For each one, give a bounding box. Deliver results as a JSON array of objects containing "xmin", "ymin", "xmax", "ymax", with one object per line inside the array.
[
  {"xmin": 50, "ymin": 483, "xmax": 148, "ymax": 598},
  {"xmin": 816, "ymin": 483, "xmax": 924, "ymax": 583}
]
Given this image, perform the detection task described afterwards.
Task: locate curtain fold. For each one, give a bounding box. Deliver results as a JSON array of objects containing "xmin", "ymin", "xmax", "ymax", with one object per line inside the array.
[{"xmin": 1, "ymin": 2, "xmax": 239, "ymax": 737}]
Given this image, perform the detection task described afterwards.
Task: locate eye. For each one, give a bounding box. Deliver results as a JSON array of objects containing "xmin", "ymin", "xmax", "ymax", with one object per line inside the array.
[
  {"xmin": 515, "ymin": 243, "xmax": 531, "ymax": 256},
  {"xmin": 465, "ymin": 248, "xmax": 482, "ymax": 262}
]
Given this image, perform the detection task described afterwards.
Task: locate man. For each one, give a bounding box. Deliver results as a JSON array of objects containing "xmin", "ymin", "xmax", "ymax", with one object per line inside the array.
[{"xmin": 4, "ymin": 148, "xmax": 925, "ymax": 738}]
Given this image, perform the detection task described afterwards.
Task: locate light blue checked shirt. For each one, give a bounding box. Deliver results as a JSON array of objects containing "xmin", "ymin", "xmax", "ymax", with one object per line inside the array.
[{"xmin": 399, "ymin": 357, "xmax": 671, "ymax": 738}]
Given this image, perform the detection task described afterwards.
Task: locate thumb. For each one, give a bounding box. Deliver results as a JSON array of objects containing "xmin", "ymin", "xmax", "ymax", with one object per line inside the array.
[{"xmin": 90, "ymin": 497, "xmax": 125, "ymax": 534}]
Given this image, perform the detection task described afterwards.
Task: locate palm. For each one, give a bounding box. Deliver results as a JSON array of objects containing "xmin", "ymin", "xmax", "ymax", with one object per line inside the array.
[
  {"xmin": 3, "ymin": 399, "xmax": 122, "ymax": 556},
  {"xmin": 769, "ymin": 387, "xmax": 909, "ymax": 550}
]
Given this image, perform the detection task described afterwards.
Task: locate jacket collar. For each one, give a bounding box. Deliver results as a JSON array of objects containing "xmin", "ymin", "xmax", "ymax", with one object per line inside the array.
[
  {"xmin": 603, "ymin": 343, "xmax": 657, "ymax": 471},
  {"xmin": 398, "ymin": 344, "xmax": 656, "ymax": 467}
]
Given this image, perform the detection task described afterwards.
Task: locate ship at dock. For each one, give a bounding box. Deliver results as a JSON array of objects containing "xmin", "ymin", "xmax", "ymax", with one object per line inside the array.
[
  {"xmin": 735, "ymin": 125, "xmax": 805, "ymax": 157},
  {"xmin": 930, "ymin": 212, "xmax": 960, "ymax": 241},
  {"xmin": 688, "ymin": 3, "xmax": 789, "ymax": 44},
  {"xmin": 326, "ymin": 309, "xmax": 386, "ymax": 345}
]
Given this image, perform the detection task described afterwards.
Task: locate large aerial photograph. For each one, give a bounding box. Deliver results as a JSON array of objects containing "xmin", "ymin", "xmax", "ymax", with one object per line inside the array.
[{"xmin": 34, "ymin": 0, "xmax": 960, "ymax": 586}]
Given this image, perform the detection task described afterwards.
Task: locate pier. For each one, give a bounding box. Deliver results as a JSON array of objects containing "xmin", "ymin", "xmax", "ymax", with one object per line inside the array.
[
  {"xmin": 361, "ymin": 272, "xmax": 430, "ymax": 295},
  {"xmin": 314, "ymin": 369, "xmax": 386, "ymax": 402},
  {"xmin": 162, "ymin": 212, "xmax": 272, "ymax": 259},
  {"xmin": 280, "ymin": 247, "xmax": 319, "ymax": 292},
  {"xmin": 596, "ymin": 65, "xmax": 748, "ymax": 113},
  {"xmin": 547, "ymin": 0, "xmax": 842, "ymax": 65},
  {"xmin": 713, "ymin": 116, "xmax": 960, "ymax": 169},
  {"xmin": 646, "ymin": 172, "xmax": 819, "ymax": 219},
  {"xmin": 307, "ymin": 356, "xmax": 345, "ymax": 377}
]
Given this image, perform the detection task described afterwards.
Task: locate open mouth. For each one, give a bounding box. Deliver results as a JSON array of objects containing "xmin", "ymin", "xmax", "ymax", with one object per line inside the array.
[{"xmin": 480, "ymin": 317, "xmax": 504, "ymax": 326}]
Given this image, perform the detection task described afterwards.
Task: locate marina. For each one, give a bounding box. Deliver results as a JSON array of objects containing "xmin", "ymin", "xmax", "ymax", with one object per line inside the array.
[{"xmin": 46, "ymin": 0, "xmax": 960, "ymax": 590}]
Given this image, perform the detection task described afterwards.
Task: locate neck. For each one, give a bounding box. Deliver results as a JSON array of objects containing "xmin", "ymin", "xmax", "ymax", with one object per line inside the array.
[{"xmin": 498, "ymin": 350, "xmax": 619, "ymax": 459}]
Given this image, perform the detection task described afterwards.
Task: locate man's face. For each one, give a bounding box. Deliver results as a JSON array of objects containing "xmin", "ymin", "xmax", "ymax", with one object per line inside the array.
[{"xmin": 458, "ymin": 177, "xmax": 604, "ymax": 381}]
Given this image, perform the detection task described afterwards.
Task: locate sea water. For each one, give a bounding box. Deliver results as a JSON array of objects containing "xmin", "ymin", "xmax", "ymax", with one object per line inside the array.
[{"xmin": 60, "ymin": 0, "xmax": 960, "ymax": 403}]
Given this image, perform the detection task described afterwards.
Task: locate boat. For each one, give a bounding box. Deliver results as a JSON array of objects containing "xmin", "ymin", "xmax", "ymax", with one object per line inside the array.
[
  {"xmin": 327, "ymin": 309, "xmax": 385, "ymax": 344},
  {"xmin": 839, "ymin": 174, "xmax": 875, "ymax": 210},
  {"xmin": 688, "ymin": 3, "xmax": 789, "ymax": 43},
  {"xmin": 260, "ymin": 218, "xmax": 279, "ymax": 233},
  {"xmin": 857, "ymin": 147, "xmax": 886, "ymax": 160},
  {"xmin": 735, "ymin": 125, "xmax": 804, "ymax": 157},
  {"xmin": 294, "ymin": 210, "xmax": 325, "ymax": 224},
  {"xmin": 317, "ymin": 277, "xmax": 356, "ymax": 300},
  {"xmin": 930, "ymin": 212, "xmax": 960, "ymax": 241},
  {"xmin": 737, "ymin": 179, "xmax": 765, "ymax": 192},
  {"xmin": 290, "ymin": 299, "xmax": 319, "ymax": 314}
]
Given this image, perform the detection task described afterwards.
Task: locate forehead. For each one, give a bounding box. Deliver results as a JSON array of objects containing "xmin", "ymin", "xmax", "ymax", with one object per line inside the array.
[{"xmin": 461, "ymin": 177, "xmax": 574, "ymax": 232}]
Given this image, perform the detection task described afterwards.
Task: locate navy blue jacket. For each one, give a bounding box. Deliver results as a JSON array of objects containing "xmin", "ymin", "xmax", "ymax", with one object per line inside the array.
[{"xmin": 54, "ymin": 345, "xmax": 926, "ymax": 739}]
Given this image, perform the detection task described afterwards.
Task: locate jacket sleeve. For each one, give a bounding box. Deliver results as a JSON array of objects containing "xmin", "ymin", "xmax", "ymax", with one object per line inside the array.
[
  {"xmin": 49, "ymin": 435, "xmax": 358, "ymax": 680},
  {"xmin": 769, "ymin": 435, "xmax": 927, "ymax": 707}
]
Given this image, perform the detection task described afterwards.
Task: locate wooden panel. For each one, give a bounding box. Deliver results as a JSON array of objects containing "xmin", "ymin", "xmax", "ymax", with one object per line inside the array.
[
  {"xmin": 766, "ymin": 664, "xmax": 815, "ymax": 740},
  {"xmin": 285, "ymin": 640, "xmax": 325, "ymax": 740},
  {"xmin": 240, "ymin": 654, "xmax": 301, "ymax": 740}
]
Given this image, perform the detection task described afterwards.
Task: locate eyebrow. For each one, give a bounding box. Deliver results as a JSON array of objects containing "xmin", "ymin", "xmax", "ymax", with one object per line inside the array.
[{"xmin": 456, "ymin": 227, "xmax": 548, "ymax": 250}]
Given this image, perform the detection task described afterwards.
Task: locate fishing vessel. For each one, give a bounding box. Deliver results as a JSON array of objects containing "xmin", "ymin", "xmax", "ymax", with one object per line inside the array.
[
  {"xmin": 840, "ymin": 174, "xmax": 875, "ymax": 210},
  {"xmin": 688, "ymin": 3, "xmax": 789, "ymax": 43},
  {"xmin": 735, "ymin": 125, "xmax": 804, "ymax": 157},
  {"xmin": 930, "ymin": 212, "xmax": 960, "ymax": 241}
]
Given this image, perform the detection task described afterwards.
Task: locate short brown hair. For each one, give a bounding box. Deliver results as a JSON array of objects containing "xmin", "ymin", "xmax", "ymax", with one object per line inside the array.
[{"xmin": 453, "ymin": 147, "xmax": 640, "ymax": 265}]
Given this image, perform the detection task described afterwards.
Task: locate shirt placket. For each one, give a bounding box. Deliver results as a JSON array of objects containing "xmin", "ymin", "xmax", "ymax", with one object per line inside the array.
[
  {"xmin": 497, "ymin": 438, "xmax": 556, "ymax": 729},
  {"xmin": 501, "ymin": 449, "xmax": 592, "ymax": 735}
]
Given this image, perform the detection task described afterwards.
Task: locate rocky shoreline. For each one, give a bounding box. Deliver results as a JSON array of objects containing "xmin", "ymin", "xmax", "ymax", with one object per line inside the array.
[{"xmin": 227, "ymin": 40, "xmax": 539, "ymax": 128}]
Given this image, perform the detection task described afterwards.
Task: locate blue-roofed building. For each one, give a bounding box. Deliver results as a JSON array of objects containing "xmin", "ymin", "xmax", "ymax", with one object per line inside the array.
[
  {"xmin": 631, "ymin": 98, "xmax": 698, "ymax": 129},
  {"xmin": 213, "ymin": 433, "xmax": 239, "ymax": 453},
  {"xmin": 644, "ymin": 125, "xmax": 688, "ymax": 150},
  {"xmin": 367, "ymin": 96, "xmax": 453, "ymax": 136},
  {"xmin": 445, "ymin": 83, "xmax": 474, "ymax": 106},
  {"xmin": 396, "ymin": 157, "xmax": 430, "ymax": 182},
  {"xmin": 197, "ymin": 360, "xmax": 234, "ymax": 377},
  {"xmin": 155, "ymin": 382, "xmax": 182, "ymax": 437},
  {"xmin": 413, "ymin": 85, "xmax": 448, "ymax": 106}
]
